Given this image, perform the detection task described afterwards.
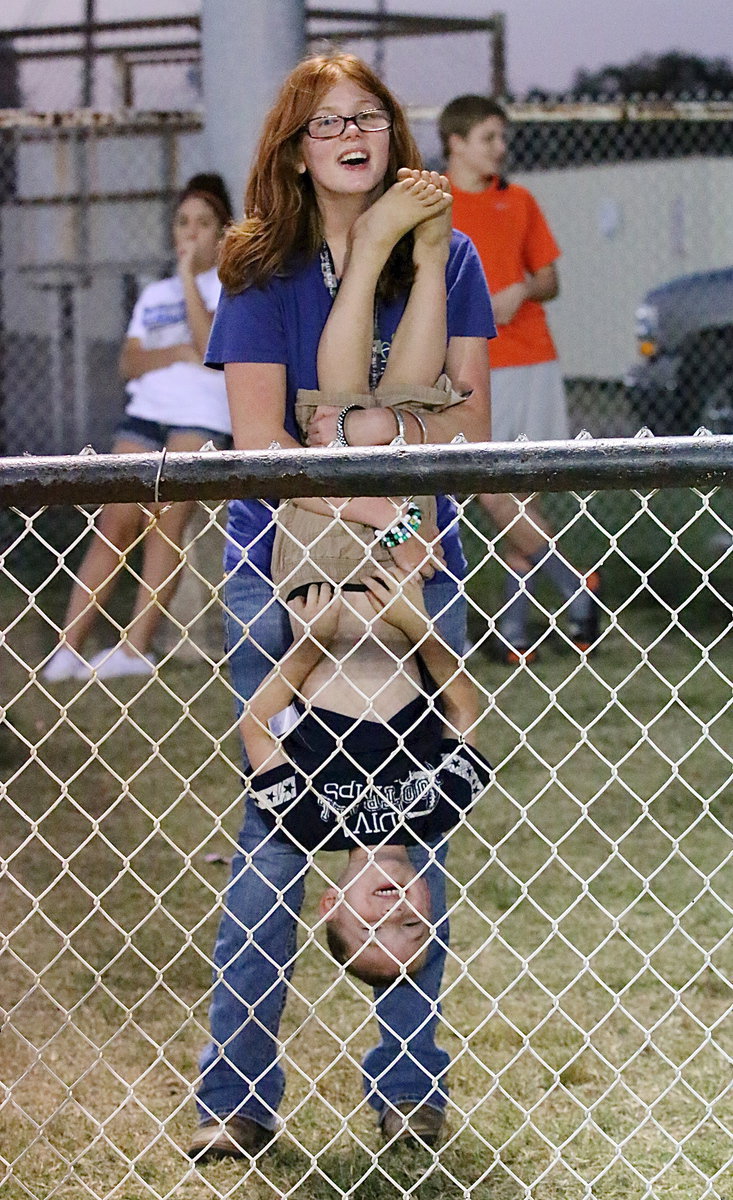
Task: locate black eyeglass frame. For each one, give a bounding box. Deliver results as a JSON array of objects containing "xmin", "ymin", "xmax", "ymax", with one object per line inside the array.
[{"xmin": 301, "ymin": 108, "xmax": 393, "ymax": 140}]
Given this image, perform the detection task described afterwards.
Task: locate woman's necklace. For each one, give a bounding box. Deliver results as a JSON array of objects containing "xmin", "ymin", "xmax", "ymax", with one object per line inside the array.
[{"xmin": 319, "ymin": 241, "xmax": 385, "ymax": 391}]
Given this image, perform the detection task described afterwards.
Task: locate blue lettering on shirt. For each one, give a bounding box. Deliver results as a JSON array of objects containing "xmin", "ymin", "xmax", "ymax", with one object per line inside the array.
[{"xmin": 142, "ymin": 301, "xmax": 187, "ymax": 330}]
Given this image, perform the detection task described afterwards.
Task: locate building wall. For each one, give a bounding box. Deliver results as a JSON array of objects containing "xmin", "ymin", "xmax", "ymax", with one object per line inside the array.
[{"xmin": 516, "ymin": 156, "xmax": 733, "ymax": 379}]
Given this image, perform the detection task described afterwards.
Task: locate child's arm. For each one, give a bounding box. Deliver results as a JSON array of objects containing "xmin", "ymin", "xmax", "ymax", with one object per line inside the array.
[
  {"xmin": 363, "ymin": 568, "xmax": 479, "ymax": 742},
  {"xmin": 240, "ymin": 584, "xmax": 340, "ymax": 772}
]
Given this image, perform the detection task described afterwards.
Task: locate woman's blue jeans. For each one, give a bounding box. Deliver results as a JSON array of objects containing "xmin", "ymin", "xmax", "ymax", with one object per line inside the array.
[{"xmin": 196, "ymin": 565, "xmax": 466, "ymax": 1129}]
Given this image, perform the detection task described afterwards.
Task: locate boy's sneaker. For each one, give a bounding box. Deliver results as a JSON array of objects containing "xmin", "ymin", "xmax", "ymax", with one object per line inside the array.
[
  {"xmin": 187, "ymin": 1116, "xmax": 275, "ymax": 1162},
  {"xmin": 568, "ymin": 571, "xmax": 602, "ymax": 652},
  {"xmin": 41, "ymin": 645, "xmax": 90, "ymax": 682},
  {"xmin": 88, "ymin": 646, "xmax": 157, "ymax": 679},
  {"xmin": 501, "ymin": 644, "xmax": 538, "ymax": 666},
  {"xmin": 494, "ymin": 637, "xmax": 538, "ymax": 666}
]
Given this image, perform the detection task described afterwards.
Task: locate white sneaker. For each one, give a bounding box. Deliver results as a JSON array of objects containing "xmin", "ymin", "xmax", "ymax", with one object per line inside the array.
[
  {"xmin": 42, "ymin": 645, "xmax": 90, "ymax": 682},
  {"xmin": 88, "ymin": 646, "xmax": 157, "ymax": 679}
]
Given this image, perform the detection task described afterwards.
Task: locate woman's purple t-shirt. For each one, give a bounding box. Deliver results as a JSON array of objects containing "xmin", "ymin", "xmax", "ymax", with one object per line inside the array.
[{"xmin": 206, "ymin": 230, "xmax": 495, "ymax": 575}]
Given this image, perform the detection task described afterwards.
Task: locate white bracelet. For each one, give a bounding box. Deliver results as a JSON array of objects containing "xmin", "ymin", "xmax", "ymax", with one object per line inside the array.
[
  {"xmin": 410, "ymin": 411, "xmax": 428, "ymax": 444},
  {"xmin": 387, "ymin": 406, "xmax": 406, "ymax": 444}
]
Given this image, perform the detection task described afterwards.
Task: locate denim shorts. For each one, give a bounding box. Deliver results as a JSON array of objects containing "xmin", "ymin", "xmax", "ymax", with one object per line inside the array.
[{"xmin": 115, "ymin": 413, "xmax": 232, "ymax": 452}]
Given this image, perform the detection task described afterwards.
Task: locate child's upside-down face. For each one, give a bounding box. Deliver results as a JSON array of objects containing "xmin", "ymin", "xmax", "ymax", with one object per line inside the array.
[{"xmin": 320, "ymin": 848, "xmax": 432, "ymax": 979}]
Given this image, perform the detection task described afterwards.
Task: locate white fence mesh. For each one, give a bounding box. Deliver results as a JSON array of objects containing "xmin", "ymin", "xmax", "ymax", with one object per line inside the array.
[{"xmin": 2, "ymin": 441, "xmax": 733, "ymax": 1199}]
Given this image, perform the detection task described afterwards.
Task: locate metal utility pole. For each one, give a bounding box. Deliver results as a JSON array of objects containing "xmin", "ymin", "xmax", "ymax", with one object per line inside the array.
[
  {"xmin": 491, "ymin": 11, "xmax": 507, "ymax": 97},
  {"xmin": 201, "ymin": 0, "xmax": 306, "ymax": 215},
  {"xmin": 374, "ymin": 0, "xmax": 387, "ymax": 78},
  {"xmin": 81, "ymin": 0, "xmax": 95, "ymax": 106}
]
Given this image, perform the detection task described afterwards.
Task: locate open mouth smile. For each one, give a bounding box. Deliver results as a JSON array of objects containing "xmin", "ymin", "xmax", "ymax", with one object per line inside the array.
[{"xmin": 338, "ymin": 151, "xmax": 369, "ymax": 167}]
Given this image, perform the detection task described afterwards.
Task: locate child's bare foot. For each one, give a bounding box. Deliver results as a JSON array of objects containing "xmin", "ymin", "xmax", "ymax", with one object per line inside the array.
[
  {"xmin": 410, "ymin": 172, "xmax": 453, "ymax": 258},
  {"xmin": 352, "ymin": 173, "xmax": 449, "ymax": 258}
]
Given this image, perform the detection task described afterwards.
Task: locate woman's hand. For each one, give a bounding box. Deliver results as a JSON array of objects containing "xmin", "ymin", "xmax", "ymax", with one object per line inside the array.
[
  {"xmin": 176, "ymin": 240, "xmax": 198, "ymax": 278},
  {"xmin": 385, "ymin": 511, "xmax": 444, "ymax": 580},
  {"xmin": 306, "ymin": 405, "xmax": 397, "ymax": 448}
]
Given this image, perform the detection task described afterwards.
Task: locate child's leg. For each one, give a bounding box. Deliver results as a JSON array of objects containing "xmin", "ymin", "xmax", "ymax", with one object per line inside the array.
[
  {"xmin": 377, "ymin": 171, "xmax": 452, "ymax": 393},
  {"xmin": 318, "ymin": 175, "xmax": 450, "ymax": 394}
]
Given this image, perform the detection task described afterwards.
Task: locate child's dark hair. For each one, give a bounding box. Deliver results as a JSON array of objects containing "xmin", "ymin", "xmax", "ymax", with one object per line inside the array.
[
  {"xmin": 178, "ymin": 172, "xmax": 233, "ymax": 227},
  {"xmin": 438, "ymin": 94, "xmax": 508, "ymax": 158}
]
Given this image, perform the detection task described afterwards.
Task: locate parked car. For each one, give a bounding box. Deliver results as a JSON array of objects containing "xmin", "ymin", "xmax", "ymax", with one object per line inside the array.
[{"xmin": 625, "ymin": 266, "xmax": 733, "ymax": 435}]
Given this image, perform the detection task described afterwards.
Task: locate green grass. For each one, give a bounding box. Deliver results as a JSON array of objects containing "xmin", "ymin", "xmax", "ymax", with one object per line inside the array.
[{"xmin": 2, "ymin": 492, "xmax": 733, "ymax": 1198}]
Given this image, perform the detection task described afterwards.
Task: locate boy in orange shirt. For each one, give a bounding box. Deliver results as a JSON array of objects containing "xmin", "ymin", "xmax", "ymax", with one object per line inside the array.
[{"xmin": 440, "ymin": 95, "xmax": 602, "ymax": 662}]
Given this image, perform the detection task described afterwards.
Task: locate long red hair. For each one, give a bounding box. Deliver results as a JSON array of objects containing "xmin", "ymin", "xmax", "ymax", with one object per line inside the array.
[{"xmin": 218, "ymin": 53, "xmax": 423, "ymax": 297}]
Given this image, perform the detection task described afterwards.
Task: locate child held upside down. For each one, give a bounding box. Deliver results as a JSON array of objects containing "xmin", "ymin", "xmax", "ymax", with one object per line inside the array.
[
  {"xmin": 252, "ymin": 169, "xmax": 491, "ymax": 986},
  {"xmin": 241, "ymin": 568, "xmax": 492, "ymax": 986}
]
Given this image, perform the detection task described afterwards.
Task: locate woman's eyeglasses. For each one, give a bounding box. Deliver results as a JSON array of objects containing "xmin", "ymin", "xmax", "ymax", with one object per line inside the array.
[{"xmin": 303, "ymin": 108, "xmax": 392, "ymax": 140}]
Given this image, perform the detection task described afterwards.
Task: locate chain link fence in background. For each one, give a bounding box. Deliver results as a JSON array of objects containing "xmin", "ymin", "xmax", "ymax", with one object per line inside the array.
[
  {"xmin": 1, "ymin": 99, "xmax": 732, "ymax": 459},
  {"xmin": 2, "ymin": 441, "xmax": 733, "ymax": 1199}
]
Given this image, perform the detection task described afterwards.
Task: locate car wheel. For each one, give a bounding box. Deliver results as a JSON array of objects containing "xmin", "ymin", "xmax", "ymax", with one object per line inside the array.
[{"xmin": 700, "ymin": 377, "xmax": 733, "ymax": 434}]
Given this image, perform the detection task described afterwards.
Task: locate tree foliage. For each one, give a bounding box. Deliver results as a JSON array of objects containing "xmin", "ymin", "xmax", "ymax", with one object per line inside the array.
[{"xmin": 569, "ymin": 51, "xmax": 733, "ymax": 99}]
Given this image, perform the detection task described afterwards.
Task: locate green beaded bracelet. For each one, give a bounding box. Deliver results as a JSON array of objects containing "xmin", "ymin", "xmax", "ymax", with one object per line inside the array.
[{"xmin": 378, "ymin": 502, "xmax": 422, "ymax": 549}]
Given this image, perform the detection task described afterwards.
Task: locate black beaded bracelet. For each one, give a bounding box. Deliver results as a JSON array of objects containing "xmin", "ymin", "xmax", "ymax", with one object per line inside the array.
[{"xmin": 335, "ymin": 404, "xmax": 364, "ymax": 447}]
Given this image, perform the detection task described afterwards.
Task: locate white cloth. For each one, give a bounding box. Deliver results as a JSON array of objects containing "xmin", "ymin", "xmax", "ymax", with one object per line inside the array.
[
  {"xmin": 490, "ymin": 360, "xmax": 569, "ymax": 443},
  {"xmin": 124, "ymin": 267, "xmax": 230, "ymax": 434}
]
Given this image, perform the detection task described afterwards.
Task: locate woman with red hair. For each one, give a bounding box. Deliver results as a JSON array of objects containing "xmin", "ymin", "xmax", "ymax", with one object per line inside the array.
[{"xmin": 190, "ymin": 53, "xmax": 494, "ymax": 1162}]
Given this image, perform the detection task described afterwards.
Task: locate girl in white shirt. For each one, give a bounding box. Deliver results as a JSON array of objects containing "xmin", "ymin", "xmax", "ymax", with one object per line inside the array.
[{"xmin": 44, "ymin": 173, "xmax": 233, "ymax": 681}]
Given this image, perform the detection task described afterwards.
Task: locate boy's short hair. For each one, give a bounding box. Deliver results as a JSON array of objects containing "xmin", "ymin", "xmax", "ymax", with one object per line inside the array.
[
  {"xmin": 325, "ymin": 922, "xmax": 425, "ymax": 988},
  {"xmin": 438, "ymin": 94, "xmax": 508, "ymax": 158}
]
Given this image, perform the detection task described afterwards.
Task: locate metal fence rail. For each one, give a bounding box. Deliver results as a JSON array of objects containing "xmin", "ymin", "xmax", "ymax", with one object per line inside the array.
[{"xmin": 2, "ymin": 439, "xmax": 733, "ymax": 1199}]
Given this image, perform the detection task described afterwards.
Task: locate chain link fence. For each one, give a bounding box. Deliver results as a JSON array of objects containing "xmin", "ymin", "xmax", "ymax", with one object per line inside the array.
[
  {"xmin": 2, "ymin": 439, "xmax": 733, "ymax": 1199},
  {"xmin": 1, "ymin": 17, "xmax": 733, "ymax": 1194}
]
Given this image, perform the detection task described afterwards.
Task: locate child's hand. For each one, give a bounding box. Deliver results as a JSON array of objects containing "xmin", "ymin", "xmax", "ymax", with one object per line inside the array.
[
  {"xmin": 491, "ymin": 280, "xmax": 530, "ymax": 326},
  {"xmin": 362, "ymin": 567, "xmax": 431, "ymax": 643},
  {"xmin": 288, "ymin": 582, "xmax": 341, "ymax": 650}
]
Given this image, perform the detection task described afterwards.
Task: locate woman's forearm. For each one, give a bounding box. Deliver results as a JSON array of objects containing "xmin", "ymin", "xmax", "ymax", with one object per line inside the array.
[
  {"xmin": 292, "ymin": 494, "xmax": 403, "ymax": 530},
  {"xmin": 180, "ymin": 269, "xmax": 215, "ymax": 357},
  {"xmin": 118, "ymin": 340, "xmax": 198, "ymax": 380}
]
